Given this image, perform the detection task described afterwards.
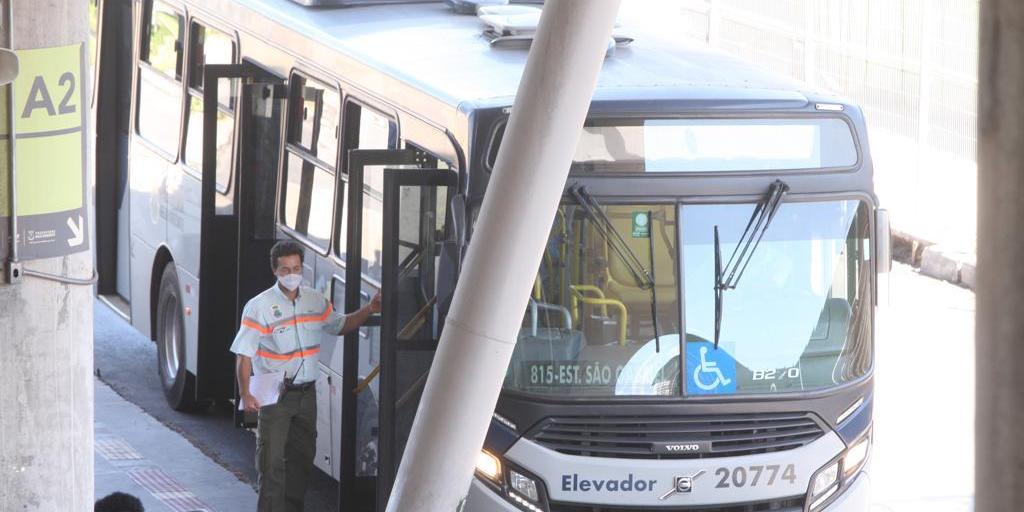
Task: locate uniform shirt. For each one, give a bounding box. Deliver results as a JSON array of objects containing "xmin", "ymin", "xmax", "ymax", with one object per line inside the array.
[{"xmin": 229, "ymin": 284, "xmax": 346, "ymax": 385}]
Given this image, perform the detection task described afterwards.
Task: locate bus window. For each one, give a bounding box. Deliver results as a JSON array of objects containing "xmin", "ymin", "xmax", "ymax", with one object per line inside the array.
[
  {"xmin": 288, "ymin": 75, "xmax": 341, "ymax": 167},
  {"xmin": 282, "ymin": 153, "xmax": 334, "ymax": 248},
  {"xmin": 340, "ymin": 101, "xmax": 398, "ymax": 279},
  {"xmin": 183, "ymin": 22, "xmax": 237, "ymax": 191},
  {"xmin": 280, "ymin": 73, "xmax": 340, "ymax": 250},
  {"xmin": 136, "ymin": 0, "xmax": 184, "ymax": 157}
]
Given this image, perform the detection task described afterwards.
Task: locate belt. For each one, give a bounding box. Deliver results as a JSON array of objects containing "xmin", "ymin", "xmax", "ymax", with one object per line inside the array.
[{"xmin": 283, "ymin": 380, "xmax": 315, "ymax": 392}]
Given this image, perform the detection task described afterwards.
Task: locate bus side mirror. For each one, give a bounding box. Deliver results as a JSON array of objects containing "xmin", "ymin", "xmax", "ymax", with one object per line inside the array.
[
  {"xmin": 876, "ymin": 208, "xmax": 891, "ymax": 274},
  {"xmin": 0, "ymin": 49, "xmax": 19, "ymax": 86}
]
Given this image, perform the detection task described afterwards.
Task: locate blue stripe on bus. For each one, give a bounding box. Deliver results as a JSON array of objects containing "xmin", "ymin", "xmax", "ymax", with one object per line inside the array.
[
  {"xmin": 836, "ymin": 394, "xmax": 873, "ymax": 445},
  {"xmin": 483, "ymin": 418, "xmax": 520, "ymax": 456}
]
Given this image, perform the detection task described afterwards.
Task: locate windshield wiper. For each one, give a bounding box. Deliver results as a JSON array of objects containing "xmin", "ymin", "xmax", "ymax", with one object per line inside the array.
[
  {"xmin": 571, "ymin": 186, "xmax": 664, "ymax": 350},
  {"xmin": 569, "ymin": 185, "xmax": 654, "ymax": 289},
  {"xmin": 646, "ymin": 209, "xmax": 662, "ymax": 352},
  {"xmin": 713, "ymin": 179, "xmax": 790, "ymax": 348}
]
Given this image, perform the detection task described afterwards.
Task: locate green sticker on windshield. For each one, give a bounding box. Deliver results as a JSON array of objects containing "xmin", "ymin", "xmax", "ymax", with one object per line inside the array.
[{"xmin": 632, "ymin": 211, "xmax": 650, "ymax": 238}]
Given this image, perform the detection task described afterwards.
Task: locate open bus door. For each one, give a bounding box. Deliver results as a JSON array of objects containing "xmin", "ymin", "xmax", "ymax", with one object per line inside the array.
[
  {"xmin": 342, "ymin": 150, "xmax": 457, "ymax": 511},
  {"xmin": 199, "ymin": 64, "xmax": 285, "ymax": 418}
]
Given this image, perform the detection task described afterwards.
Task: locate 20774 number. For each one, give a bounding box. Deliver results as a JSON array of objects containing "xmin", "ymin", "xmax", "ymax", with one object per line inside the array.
[{"xmin": 714, "ymin": 464, "xmax": 797, "ymax": 488}]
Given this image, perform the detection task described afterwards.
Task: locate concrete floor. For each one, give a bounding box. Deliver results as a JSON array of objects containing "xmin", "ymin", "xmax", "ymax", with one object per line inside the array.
[
  {"xmin": 93, "ymin": 300, "xmax": 339, "ymax": 510},
  {"xmin": 871, "ymin": 263, "xmax": 975, "ymax": 511}
]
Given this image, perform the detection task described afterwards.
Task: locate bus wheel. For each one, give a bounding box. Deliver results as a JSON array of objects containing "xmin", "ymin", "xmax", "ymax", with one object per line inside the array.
[{"xmin": 156, "ymin": 264, "xmax": 197, "ymax": 411}]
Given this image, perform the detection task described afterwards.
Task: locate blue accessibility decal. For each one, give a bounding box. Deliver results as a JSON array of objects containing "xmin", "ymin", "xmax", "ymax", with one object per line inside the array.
[{"xmin": 686, "ymin": 341, "xmax": 737, "ymax": 395}]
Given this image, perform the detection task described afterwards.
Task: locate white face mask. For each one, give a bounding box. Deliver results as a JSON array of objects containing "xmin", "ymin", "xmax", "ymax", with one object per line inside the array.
[{"xmin": 278, "ymin": 274, "xmax": 302, "ymax": 292}]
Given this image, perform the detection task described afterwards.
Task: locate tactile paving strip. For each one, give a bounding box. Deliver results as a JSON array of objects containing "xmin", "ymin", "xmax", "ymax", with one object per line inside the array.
[
  {"xmin": 95, "ymin": 437, "xmax": 144, "ymax": 461},
  {"xmin": 127, "ymin": 467, "xmax": 215, "ymax": 512}
]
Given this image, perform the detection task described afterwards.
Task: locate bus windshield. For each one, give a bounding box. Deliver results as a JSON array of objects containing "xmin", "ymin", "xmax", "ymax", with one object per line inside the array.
[{"xmin": 502, "ymin": 199, "xmax": 872, "ymax": 398}]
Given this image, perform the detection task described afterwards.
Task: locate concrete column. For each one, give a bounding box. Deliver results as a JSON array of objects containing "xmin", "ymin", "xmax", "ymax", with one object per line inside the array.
[
  {"xmin": 0, "ymin": 1, "xmax": 94, "ymax": 510},
  {"xmin": 385, "ymin": 1, "xmax": 620, "ymax": 510},
  {"xmin": 977, "ymin": 0, "xmax": 1024, "ymax": 510}
]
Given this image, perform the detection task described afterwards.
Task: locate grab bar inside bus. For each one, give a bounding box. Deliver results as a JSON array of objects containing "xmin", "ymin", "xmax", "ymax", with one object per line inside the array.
[
  {"xmin": 570, "ymin": 287, "xmax": 628, "ymax": 345},
  {"xmin": 354, "ymin": 365, "xmax": 381, "ymax": 394},
  {"xmin": 569, "ymin": 284, "xmax": 608, "ymax": 323},
  {"xmin": 528, "ymin": 299, "xmax": 573, "ymax": 336},
  {"xmin": 397, "ymin": 296, "xmax": 438, "ymax": 340}
]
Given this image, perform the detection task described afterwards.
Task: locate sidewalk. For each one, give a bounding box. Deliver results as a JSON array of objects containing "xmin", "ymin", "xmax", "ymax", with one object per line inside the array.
[{"xmin": 95, "ymin": 379, "xmax": 257, "ymax": 511}]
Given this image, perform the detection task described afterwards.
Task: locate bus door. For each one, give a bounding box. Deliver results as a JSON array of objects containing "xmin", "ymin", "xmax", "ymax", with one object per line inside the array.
[
  {"xmin": 377, "ymin": 168, "xmax": 456, "ymax": 509},
  {"xmin": 341, "ymin": 149, "xmax": 455, "ymax": 511},
  {"xmin": 197, "ymin": 63, "xmax": 284, "ymax": 410},
  {"xmin": 94, "ymin": 0, "xmax": 133, "ymax": 306}
]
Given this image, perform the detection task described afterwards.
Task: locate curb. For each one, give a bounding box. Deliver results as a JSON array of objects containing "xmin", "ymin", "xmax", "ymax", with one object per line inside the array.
[{"xmin": 891, "ymin": 230, "xmax": 975, "ymax": 291}]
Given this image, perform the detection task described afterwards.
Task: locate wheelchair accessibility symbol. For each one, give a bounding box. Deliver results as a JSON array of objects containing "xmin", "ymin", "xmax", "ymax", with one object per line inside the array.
[{"xmin": 686, "ymin": 342, "xmax": 737, "ymax": 395}]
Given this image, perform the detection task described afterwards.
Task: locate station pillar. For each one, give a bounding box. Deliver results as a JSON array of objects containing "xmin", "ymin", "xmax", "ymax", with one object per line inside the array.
[
  {"xmin": 977, "ymin": 0, "xmax": 1024, "ymax": 509},
  {"xmin": 0, "ymin": 1, "xmax": 94, "ymax": 510},
  {"xmin": 385, "ymin": 1, "xmax": 621, "ymax": 510}
]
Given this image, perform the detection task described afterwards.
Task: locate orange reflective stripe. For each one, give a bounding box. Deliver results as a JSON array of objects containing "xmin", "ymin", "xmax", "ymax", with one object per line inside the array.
[
  {"xmin": 256, "ymin": 346, "xmax": 321, "ymax": 361},
  {"xmin": 264, "ymin": 302, "xmax": 333, "ymax": 330},
  {"xmin": 241, "ymin": 319, "xmax": 272, "ymax": 335},
  {"xmin": 294, "ymin": 302, "xmax": 333, "ymax": 325}
]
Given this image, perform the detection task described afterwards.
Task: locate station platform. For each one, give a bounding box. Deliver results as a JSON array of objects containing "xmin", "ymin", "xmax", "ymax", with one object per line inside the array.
[{"xmin": 95, "ymin": 379, "xmax": 257, "ymax": 511}]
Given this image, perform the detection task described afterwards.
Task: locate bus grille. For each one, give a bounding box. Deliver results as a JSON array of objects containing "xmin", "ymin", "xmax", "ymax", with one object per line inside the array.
[
  {"xmin": 528, "ymin": 413, "xmax": 824, "ymax": 459},
  {"xmin": 548, "ymin": 496, "xmax": 805, "ymax": 512}
]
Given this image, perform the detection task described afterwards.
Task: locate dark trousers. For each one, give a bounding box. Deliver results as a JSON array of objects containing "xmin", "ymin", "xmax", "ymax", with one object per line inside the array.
[{"xmin": 256, "ymin": 386, "xmax": 317, "ymax": 512}]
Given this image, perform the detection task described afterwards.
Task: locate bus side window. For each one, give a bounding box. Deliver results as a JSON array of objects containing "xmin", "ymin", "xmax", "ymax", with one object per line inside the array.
[
  {"xmin": 339, "ymin": 101, "xmax": 398, "ymax": 279},
  {"xmin": 136, "ymin": 0, "xmax": 184, "ymax": 157},
  {"xmin": 183, "ymin": 21, "xmax": 237, "ymax": 192},
  {"xmin": 280, "ymin": 74, "xmax": 340, "ymax": 250}
]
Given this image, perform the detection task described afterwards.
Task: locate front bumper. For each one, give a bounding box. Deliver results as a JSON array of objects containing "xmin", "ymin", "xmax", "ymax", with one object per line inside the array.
[
  {"xmin": 465, "ymin": 478, "xmax": 521, "ymax": 512},
  {"xmin": 464, "ymin": 472, "xmax": 872, "ymax": 512},
  {"xmin": 821, "ymin": 471, "xmax": 871, "ymax": 511}
]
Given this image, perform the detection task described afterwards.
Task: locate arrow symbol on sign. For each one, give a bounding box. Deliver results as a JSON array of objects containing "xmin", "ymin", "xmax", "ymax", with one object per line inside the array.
[{"xmin": 67, "ymin": 215, "xmax": 84, "ymax": 247}]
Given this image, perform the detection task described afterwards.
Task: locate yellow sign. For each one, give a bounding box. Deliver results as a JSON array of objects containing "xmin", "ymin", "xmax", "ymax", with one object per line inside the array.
[{"xmin": 0, "ymin": 43, "xmax": 87, "ymax": 258}]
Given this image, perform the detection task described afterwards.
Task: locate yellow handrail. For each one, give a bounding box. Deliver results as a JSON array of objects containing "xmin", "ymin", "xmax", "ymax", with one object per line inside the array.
[
  {"xmin": 569, "ymin": 284, "xmax": 608, "ymax": 323},
  {"xmin": 354, "ymin": 365, "xmax": 380, "ymax": 394},
  {"xmin": 569, "ymin": 285, "xmax": 628, "ymax": 345}
]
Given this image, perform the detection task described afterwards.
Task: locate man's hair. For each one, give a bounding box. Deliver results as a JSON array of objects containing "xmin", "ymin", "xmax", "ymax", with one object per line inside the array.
[
  {"xmin": 95, "ymin": 492, "xmax": 144, "ymax": 512},
  {"xmin": 270, "ymin": 240, "xmax": 305, "ymax": 271}
]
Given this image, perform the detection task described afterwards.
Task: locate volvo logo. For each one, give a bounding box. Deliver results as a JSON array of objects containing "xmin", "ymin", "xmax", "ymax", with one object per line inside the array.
[
  {"xmin": 651, "ymin": 440, "xmax": 711, "ymax": 454},
  {"xmin": 659, "ymin": 470, "xmax": 705, "ymax": 500},
  {"xmin": 665, "ymin": 443, "xmax": 700, "ymax": 452}
]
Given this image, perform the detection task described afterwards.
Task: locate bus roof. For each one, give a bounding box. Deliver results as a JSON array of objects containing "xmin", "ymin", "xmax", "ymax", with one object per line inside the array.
[{"xmin": 233, "ymin": 0, "xmax": 842, "ymax": 111}]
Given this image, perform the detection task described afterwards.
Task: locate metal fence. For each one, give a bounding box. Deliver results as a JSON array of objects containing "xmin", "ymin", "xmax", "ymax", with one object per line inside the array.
[{"xmin": 657, "ymin": 0, "xmax": 978, "ymax": 161}]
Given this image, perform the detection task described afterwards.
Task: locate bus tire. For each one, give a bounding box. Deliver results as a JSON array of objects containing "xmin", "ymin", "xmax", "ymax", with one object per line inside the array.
[{"xmin": 156, "ymin": 264, "xmax": 197, "ymax": 411}]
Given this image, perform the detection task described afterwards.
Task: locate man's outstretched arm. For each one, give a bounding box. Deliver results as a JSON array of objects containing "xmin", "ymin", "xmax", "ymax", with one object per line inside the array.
[{"xmin": 337, "ymin": 292, "xmax": 383, "ymax": 336}]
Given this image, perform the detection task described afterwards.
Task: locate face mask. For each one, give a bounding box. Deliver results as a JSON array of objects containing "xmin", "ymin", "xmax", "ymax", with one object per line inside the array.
[{"xmin": 278, "ymin": 274, "xmax": 302, "ymax": 292}]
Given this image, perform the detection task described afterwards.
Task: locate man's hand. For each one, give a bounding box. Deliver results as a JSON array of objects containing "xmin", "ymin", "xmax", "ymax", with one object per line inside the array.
[
  {"xmin": 242, "ymin": 392, "xmax": 261, "ymax": 413},
  {"xmin": 368, "ymin": 291, "xmax": 382, "ymax": 314},
  {"xmin": 340, "ymin": 291, "xmax": 383, "ymax": 335}
]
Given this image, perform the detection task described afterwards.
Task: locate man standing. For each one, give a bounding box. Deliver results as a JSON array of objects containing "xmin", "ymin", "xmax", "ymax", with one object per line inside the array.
[{"xmin": 231, "ymin": 240, "xmax": 381, "ymax": 511}]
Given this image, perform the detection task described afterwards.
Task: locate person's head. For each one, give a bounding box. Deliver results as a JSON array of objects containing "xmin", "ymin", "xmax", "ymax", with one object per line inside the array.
[
  {"xmin": 270, "ymin": 240, "xmax": 304, "ymax": 292},
  {"xmin": 95, "ymin": 492, "xmax": 144, "ymax": 512}
]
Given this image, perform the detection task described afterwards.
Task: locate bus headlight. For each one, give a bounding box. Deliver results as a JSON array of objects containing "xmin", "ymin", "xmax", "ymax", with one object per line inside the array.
[
  {"xmin": 509, "ymin": 469, "xmax": 539, "ymax": 501},
  {"xmin": 808, "ymin": 461, "xmax": 840, "ymax": 509},
  {"xmin": 842, "ymin": 435, "xmax": 870, "ymax": 479},
  {"xmin": 808, "ymin": 430, "xmax": 871, "ymax": 511},
  {"xmin": 476, "ymin": 450, "xmax": 502, "ymax": 483},
  {"xmin": 473, "ymin": 449, "xmax": 550, "ymax": 511}
]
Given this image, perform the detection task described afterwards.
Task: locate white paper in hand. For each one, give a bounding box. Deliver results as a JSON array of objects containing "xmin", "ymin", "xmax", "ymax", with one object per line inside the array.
[{"xmin": 238, "ymin": 371, "xmax": 285, "ymax": 410}]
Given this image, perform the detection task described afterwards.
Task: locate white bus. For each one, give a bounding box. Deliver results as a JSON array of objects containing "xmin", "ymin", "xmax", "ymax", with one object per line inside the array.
[{"xmin": 92, "ymin": 1, "xmax": 887, "ymax": 510}]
